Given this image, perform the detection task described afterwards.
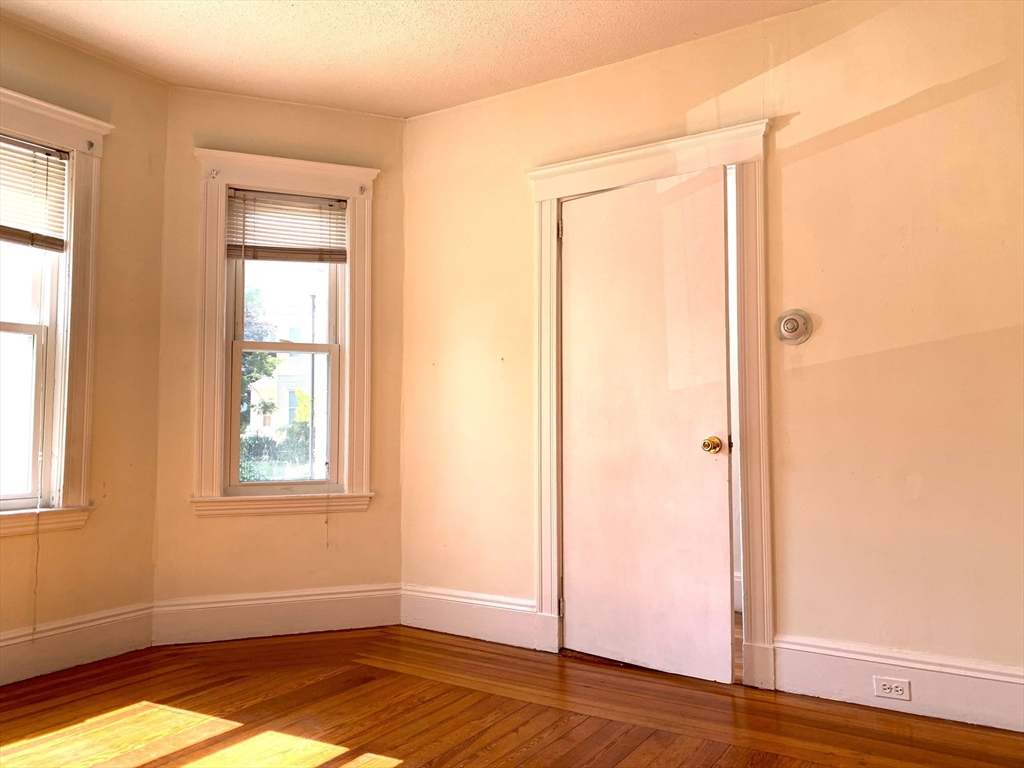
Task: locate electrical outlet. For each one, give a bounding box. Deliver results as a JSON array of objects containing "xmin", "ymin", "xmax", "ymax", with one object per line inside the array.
[{"xmin": 873, "ymin": 676, "xmax": 911, "ymax": 701}]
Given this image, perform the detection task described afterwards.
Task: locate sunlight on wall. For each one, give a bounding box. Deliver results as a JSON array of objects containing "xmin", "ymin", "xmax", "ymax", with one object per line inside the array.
[{"xmin": 0, "ymin": 700, "xmax": 403, "ymax": 768}]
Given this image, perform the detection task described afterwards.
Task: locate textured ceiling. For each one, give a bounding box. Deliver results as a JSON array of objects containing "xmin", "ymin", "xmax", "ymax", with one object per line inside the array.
[{"xmin": 0, "ymin": 0, "xmax": 822, "ymax": 118}]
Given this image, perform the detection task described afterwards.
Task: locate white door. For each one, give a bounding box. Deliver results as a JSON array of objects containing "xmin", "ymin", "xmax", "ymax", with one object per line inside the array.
[{"xmin": 561, "ymin": 166, "xmax": 733, "ymax": 683}]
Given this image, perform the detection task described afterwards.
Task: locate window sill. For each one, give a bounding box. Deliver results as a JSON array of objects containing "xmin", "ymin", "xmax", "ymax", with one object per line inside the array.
[
  {"xmin": 191, "ymin": 493, "xmax": 373, "ymax": 517},
  {"xmin": 0, "ymin": 506, "xmax": 93, "ymax": 537}
]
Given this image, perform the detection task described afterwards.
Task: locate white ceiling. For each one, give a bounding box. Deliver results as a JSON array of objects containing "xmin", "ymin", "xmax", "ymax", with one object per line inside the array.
[{"xmin": 1, "ymin": 0, "xmax": 822, "ymax": 119}]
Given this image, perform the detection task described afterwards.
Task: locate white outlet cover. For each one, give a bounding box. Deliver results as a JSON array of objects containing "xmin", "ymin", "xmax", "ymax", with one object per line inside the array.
[{"xmin": 873, "ymin": 675, "xmax": 911, "ymax": 701}]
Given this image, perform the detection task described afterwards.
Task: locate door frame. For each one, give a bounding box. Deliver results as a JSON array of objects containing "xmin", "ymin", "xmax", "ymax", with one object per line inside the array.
[{"xmin": 529, "ymin": 120, "xmax": 775, "ymax": 688}]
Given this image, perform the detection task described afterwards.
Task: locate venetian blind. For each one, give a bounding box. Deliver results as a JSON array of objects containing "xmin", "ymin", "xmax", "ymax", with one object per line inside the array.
[
  {"xmin": 0, "ymin": 135, "xmax": 69, "ymax": 253},
  {"xmin": 226, "ymin": 188, "xmax": 347, "ymax": 262}
]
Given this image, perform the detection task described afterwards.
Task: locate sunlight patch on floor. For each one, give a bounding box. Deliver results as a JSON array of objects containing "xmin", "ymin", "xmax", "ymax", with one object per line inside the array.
[
  {"xmin": 182, "ymin": 730, "xmax": 348, "ymax": 767},
  {"xmin": 0, "ymin": 700, "xmax": 404, "ymax": 768},
  {"xmin": 0, "ymin": 701, "xmax": 239, "ymax": 768},
  {"xmin": 341, "ymin": 754, "xmax": 404, "ymax": 768}
]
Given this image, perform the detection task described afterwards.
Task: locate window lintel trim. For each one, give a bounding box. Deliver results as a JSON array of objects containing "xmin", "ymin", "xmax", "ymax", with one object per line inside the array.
[
  {"xmin": 195, "ymin": 148, "xmax": 379, "ymax": 199},
  {"xmin": 0, "ymin": 88, "xmax": 113, "ymax": 157},
  {"xmin": 193, "ymin": 149, "xmax": 377, "ymax": 510}
]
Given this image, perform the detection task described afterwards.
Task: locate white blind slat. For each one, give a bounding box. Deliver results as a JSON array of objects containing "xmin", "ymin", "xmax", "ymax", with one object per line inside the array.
[
  {"xmin": 226, "ymin": 188, "xmax": 347, "ymax": 262},
  {"xmin": 0, "ymin": 136, "xmax": 68, "ymax": 251}
]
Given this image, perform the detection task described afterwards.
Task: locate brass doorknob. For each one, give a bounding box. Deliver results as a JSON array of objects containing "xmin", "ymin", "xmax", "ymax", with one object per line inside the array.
[{"xmin": 701, "ymin": 436, "xmax": 723, "ymax": 454}]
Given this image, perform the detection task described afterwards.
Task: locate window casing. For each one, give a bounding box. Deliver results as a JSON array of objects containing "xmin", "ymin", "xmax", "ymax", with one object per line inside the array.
[
  {"xmin": 0, "ymin": 138, "xmax": 67, "ymax": 511},
  {"xmin": 0, "ymin": 88, "xmax": 112, "ymax": 533},
  {"xmin": 191, "ymin": 149, "xmax": 377, "ymax": 516}
]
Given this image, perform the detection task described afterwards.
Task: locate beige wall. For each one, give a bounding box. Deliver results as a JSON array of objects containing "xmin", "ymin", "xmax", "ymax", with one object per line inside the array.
[
  {"xmin": 1, "ymin": 0, "xmax": 1020, "ymax": 674},
  {"xmin": 401, "ymin": 0, "xmax": 1024, "ymax": 666},
  {"xmin": 153, "ymin": 88, "xmax": 405, "ymax": 599},
  {"xmin": 0, "ymin": 20, "xmax": 407, "ymax": 627},
  {"xmin": 0, "ymin": 20, "xmax": 168, "ymax": 629}
]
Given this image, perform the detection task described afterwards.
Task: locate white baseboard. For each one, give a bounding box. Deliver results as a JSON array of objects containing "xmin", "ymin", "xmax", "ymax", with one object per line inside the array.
[
  {"xmin": 152, "ymin": 583, "xmax": 401, "ymax": 645},
  {"xmin": 774, "ymin": 635, "xmax": 1024, "ymax": 732},
  {"xmin": 733, "ymin": 571, "xmax": 742, "ymax": 613},
  {"xmin": 401, "ymin": 585, "xmax": 559, "ymax": 652},
  {"xmin": 0, "ymin": 603, "xmax": 151, "ymax": 685}
]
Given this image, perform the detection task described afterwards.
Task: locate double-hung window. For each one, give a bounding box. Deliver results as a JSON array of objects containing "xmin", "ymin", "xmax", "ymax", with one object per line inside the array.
[
  {"xmin": 0, "ymin": 136, "xmax": 66, "ymax": 509},
  {"xmin": 226, "ymin": 189, "xmax": 345, "ymax": 492},
  {"xmin": 192, "ymin": 149, "xmax": 377, "ymax": 515},
  {"xmin": 0, "ymin": 88, "xmax": 111, "ymax": 534}
]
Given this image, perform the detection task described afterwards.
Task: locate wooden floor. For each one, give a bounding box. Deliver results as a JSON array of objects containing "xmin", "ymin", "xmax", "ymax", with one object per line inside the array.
[{"xmin": 1, "ymin": 626, "xmax": 1021, "ymax": 768}]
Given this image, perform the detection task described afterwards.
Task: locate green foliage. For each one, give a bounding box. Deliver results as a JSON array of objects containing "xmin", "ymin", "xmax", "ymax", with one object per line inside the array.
[
  {"xmin": 277, "ymin": 391, "xmax": 311, "ymax": 464},
  {"xmin": 239, "ymin": 434, "xmax": 279, "ymax": 482},
  {"xmin": 277, "ymin": 420, "xmax": 310, "ymax": 465},
  {"xmin": 254, "ymin": 399, "xmax": 277, "ymax": 415},
  {"xmin": 240, "ymin": 434, "xmax": 278, "ymax": 462},
  {"xmin": 244, "ymin": 289, "xmax": 276, "ymax": 342},
  {"xmin": 240, "ymin": 289, "xmax": 280, "ymax": 432}
]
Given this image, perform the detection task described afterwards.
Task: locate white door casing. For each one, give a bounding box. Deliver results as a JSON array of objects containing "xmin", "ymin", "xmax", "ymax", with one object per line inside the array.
[
  {"xmin": 561, "ymin": 168, "xmax": 733, "ymax": 682},
  {"xmin": 530, "ymin": 120, "xmax": 774, "ymax": 688}
]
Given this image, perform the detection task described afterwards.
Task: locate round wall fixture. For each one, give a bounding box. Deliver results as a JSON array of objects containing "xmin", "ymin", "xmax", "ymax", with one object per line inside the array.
[{"xmin": 777, "ymin": 309, "xmax": 813, "ymax": 345}]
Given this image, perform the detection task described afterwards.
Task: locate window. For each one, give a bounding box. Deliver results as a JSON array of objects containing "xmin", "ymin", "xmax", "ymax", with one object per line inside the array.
[
  {"xmin": 0, "ymin": 137, "xmax": 66, "ymax": 509},
  {"xmin": 0, "ymin": 88, "xmax": 112, "ymax": 535},
  {"xmin": 227, "ymin": 188, "xmax": 345, "ymax": 489},
  {"xmin": 191, "ymin": 149, "xmax": 377, "ymax": 516}
]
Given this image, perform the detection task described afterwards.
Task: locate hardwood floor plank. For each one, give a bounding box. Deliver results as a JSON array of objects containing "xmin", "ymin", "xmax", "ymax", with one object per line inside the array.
[
  {"xmin": 329, "ymin": 687, "xmax": 490, "ymax": 758},
  {"xmin": 614, "ymin": 730, "xmax": 691, "ymax": 768},
  {"xmin": 516, "ymin": 716, "xmax": 610, "ymax": 767},
  {"xmin": 391, "ymin": 696, "xmax": 533, "ymax": 768},
  {"xmin": 486, "ymin": 710, "xmax": 592, "ymax": 768},
  {"xmin": 333, "ymin": 692, "xmax": 517, "ymax": 766},
  {"xmin": 448, "ymin": 705, "xmax": 566, "ymax": 767},
  {"xmin": 576, "ymin": 724, "xmax": 656, "ymax": 768},
  {"xmin": 317, "ymin": 686, "xmax": 488, "ymax": 750},
  {"xmin": 541, "ymin": 719, "xmax": 637, "ymax": 767},
  {"xmin": 649, "ymin": 737, "xmax": 729, "ymax": 768},
  {"xmin": 316, "ymin": 692, "xmax": 510, "ymax": 768},
  {"xmin": 416, "ymin": 702, "xmax": 549, "ymax": 767},
  {"xmin": 711, "ymin": 746, "xmax": 775, "ymax": 767}
]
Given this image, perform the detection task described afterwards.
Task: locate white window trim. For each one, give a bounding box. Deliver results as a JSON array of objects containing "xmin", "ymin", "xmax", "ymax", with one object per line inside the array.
[
  {"xmin": 529, "ymin": 120, "xmax": 776, "ymax": 687},
  {"xmin": 191, "ymin": 149, "xmax": 378, "ymax": 517},
  {"xmin": 0, "ymin": 88, "xmax": 111, "ymax": 537}
]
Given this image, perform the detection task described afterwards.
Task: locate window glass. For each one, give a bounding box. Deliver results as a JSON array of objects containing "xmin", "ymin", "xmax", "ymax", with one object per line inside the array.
[
  {"xmin": 0, "ymin": 241, "xmax": 48, "ymax": 324},
  {"xmin": 243, "ymin": 260, "xmax": 329, "ymax": 343},
  {"xmin": 0, "ymin": 331, "xmax": 37, "ymax": 496},
  {"xmin": 239, "ymin": 350, "xmax": 329, "ymax": 483}
]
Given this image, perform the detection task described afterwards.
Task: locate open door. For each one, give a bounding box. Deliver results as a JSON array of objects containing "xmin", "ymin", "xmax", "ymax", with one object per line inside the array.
[{"xmin": 561, "ymin": 166, "xmax": 733, "ymax": 683}]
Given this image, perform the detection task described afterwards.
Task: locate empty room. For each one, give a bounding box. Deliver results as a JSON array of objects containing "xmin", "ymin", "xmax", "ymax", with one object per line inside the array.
[{"xmin": 0, "ymin": 0, "xmax": 1021, "ymax": 766}]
